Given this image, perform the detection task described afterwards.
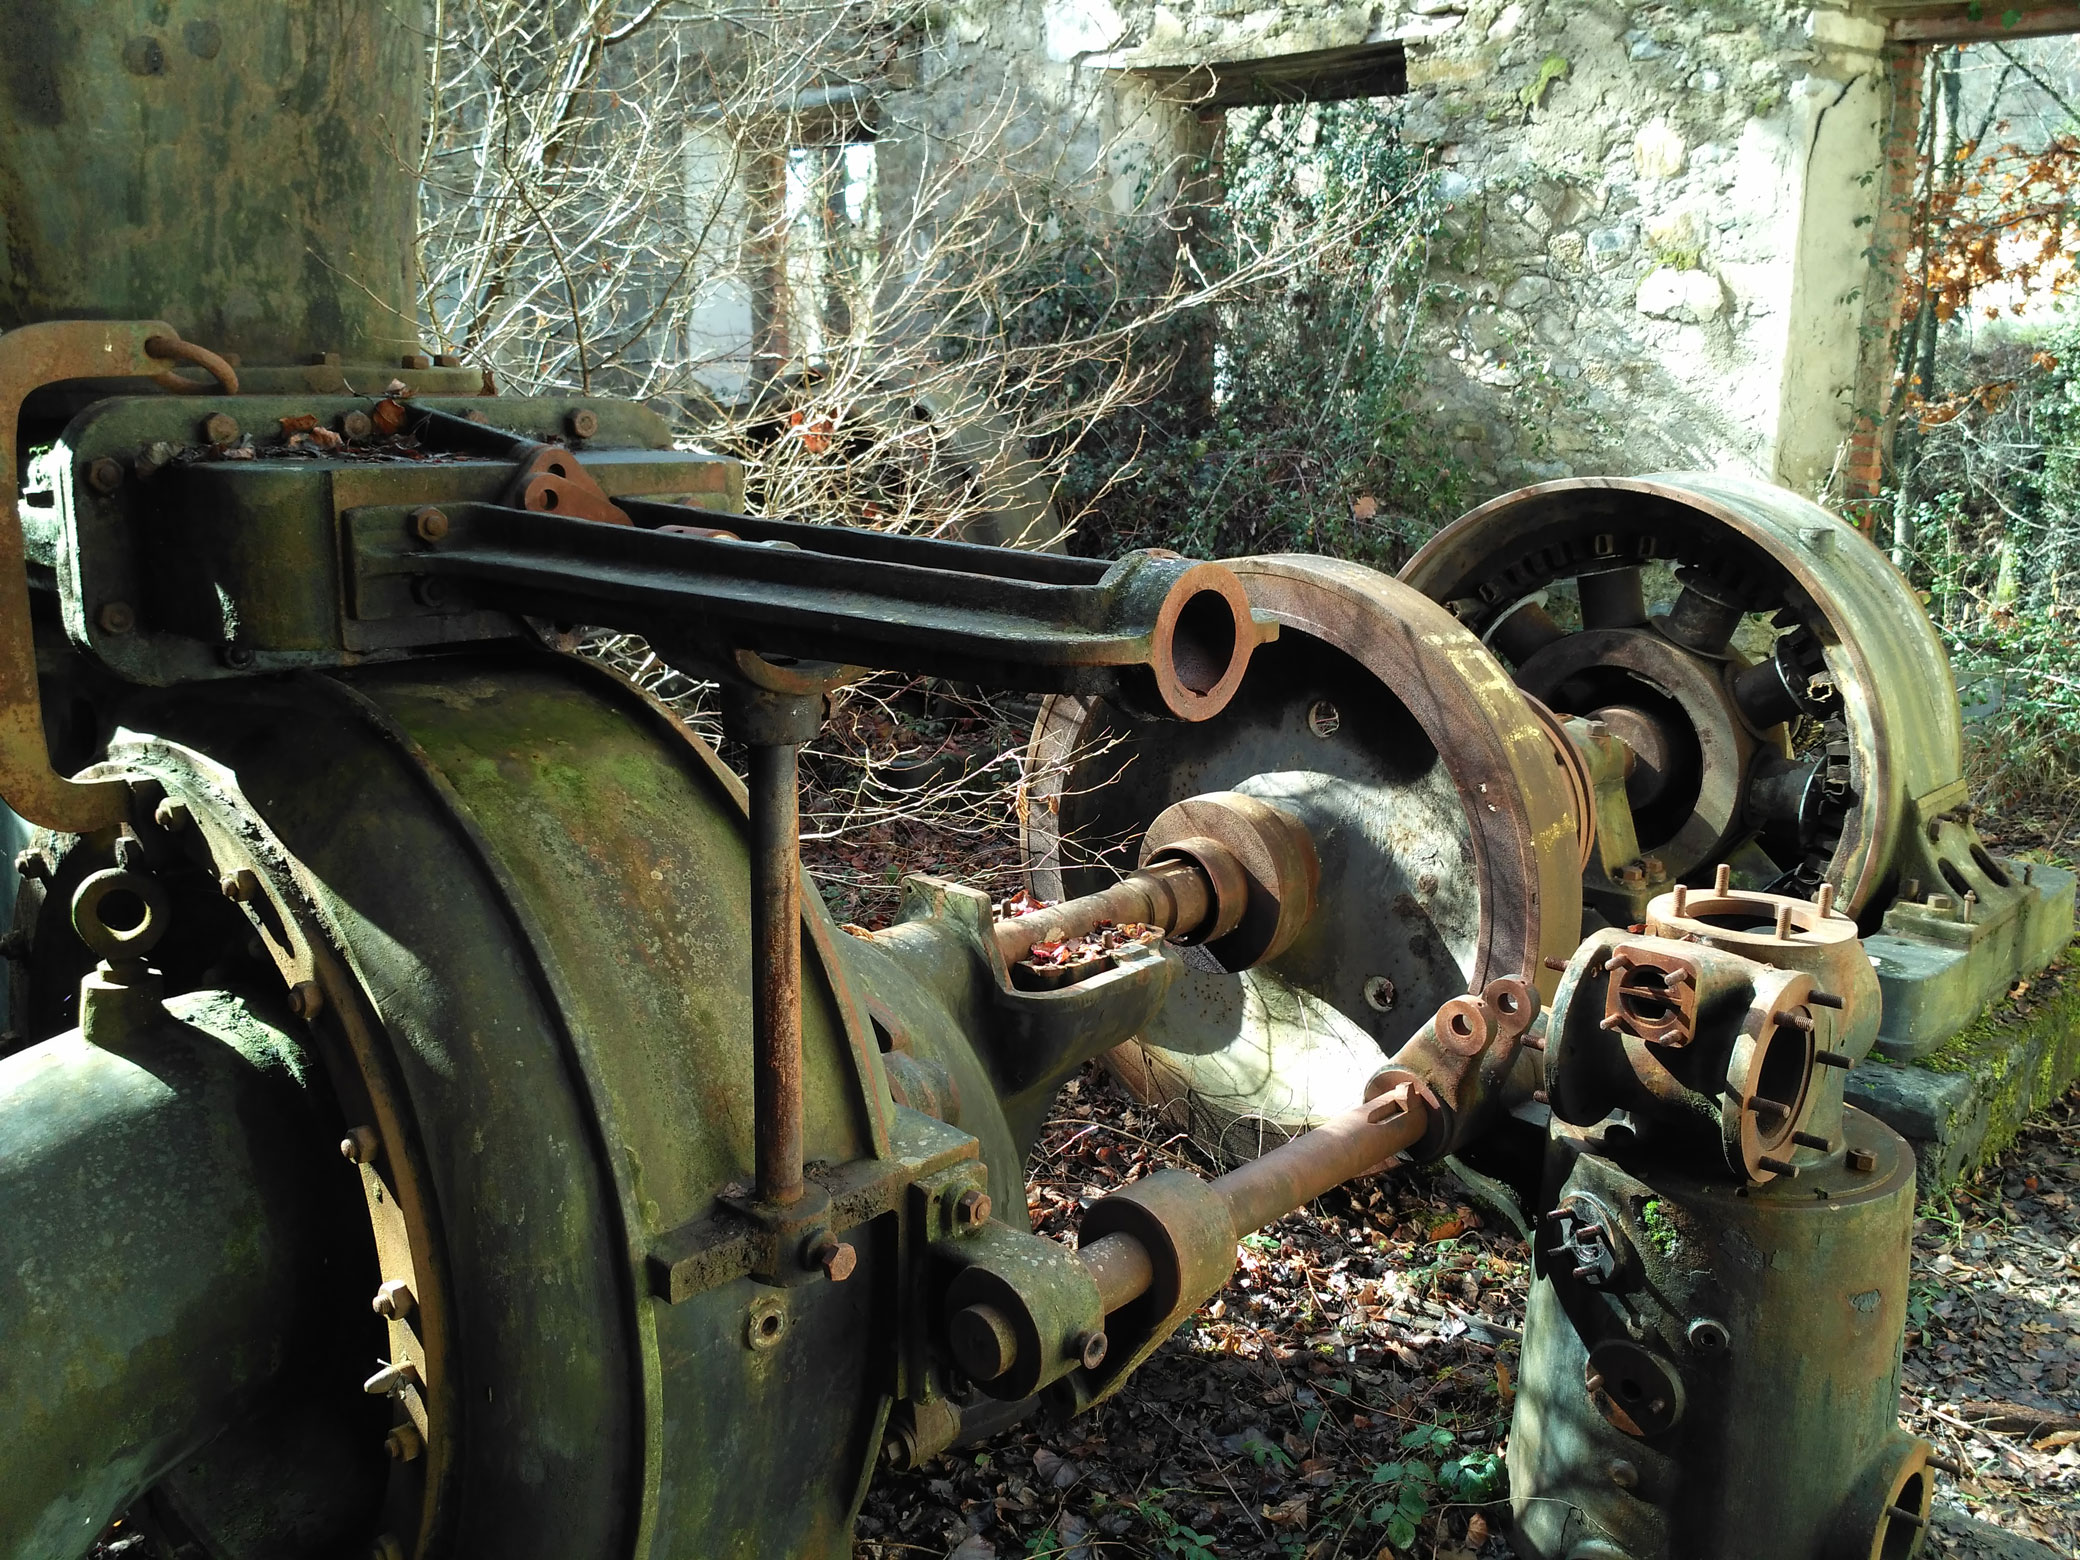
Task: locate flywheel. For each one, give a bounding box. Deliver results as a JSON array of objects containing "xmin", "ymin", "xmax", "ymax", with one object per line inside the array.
[
  {"xmin": 1023, "ymin": 556, "xmax": 1583, "ymax": 1156},
  {"xmin": 1400, "ymin": 473, "xmax": 1965, "ymax": 920}
]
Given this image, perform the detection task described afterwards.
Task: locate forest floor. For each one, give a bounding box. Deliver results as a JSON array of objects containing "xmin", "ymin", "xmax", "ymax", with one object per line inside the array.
[{"xmin": 856, "ymin": 1073, "xmax": 2080, "ymax": 1560}]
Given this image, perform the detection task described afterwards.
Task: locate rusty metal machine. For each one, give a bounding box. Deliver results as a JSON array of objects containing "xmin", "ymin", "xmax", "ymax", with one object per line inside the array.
[{"xmin": 2, "ymin": 9, "xmax": 2073, "ymax": 1560}]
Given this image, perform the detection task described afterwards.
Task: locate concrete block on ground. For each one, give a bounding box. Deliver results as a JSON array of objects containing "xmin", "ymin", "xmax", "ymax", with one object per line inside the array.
[{"xmin": 1849, "ymin": 942, "xmax": 2080, "ymax": 1189}]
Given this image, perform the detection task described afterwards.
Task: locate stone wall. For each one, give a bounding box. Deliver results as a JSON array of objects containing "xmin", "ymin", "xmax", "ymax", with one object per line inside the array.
[{"xmin": 892, "ymin": 1, "xmax": 1912, "ymax": 503}]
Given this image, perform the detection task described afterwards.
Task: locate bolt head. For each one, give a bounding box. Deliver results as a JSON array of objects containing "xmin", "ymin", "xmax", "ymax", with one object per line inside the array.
[
  {"xmin": 412, "ymin": 507, "xmax": 450, "ymax": 543},
  {"xmin": 434, "ymin": 352, "xmax": 462, "ymax": 368},
  {"xmin": 566, "ymin": 408, "xmax": 600, "ymax": 439},
  {"xmin": 373, "ymin": 1278, "xmax": 417, "ymax": 1319},
  {"xmin": 953, "ymin": 1187, "xmax": 992, "ymax": 1229},
  {"xmin": 1607, "ymin": 1458, "xmax": 1639, "ymax": 1489},
  {"xmin": 201, "ymin": 411, "xmax": 241, "ymax": 445},
  {"xmin": 15, "ymin": 849, "xmax": 51, "ymax": 882},
  {"xmin": 341, "ymin": 410, "xmax": 374, "ymax": 440},
  {"xmin": 811, "ymin": 1237, "xmax": 857, "ymax": 1282},
  {"xmin": 401, "ymin": 353, "xmax": 431, "ymax": 370},
  {"xmin": 153, "ymin": 798, "xmax": 191, "ymax": 833},
  {"xmin": 340, "ymin": 1125, "xmax": 380, "ymax": 1165},
  {"xmin": 220, "ymin": 867, "xmax": 260, "ymax": 902},
  {"xmin": 288, "ymin": 980, "xmax": 324, "ymax": 1019},
  {"xmin": 86, "ymin": 456, "xmax": 125, "ymax": 494},
  {"xmin": 221, "ymin": 643, "xmax": 255, "ymax": 670},
  {"xmin": 385, "ymin": 1424, "xmax": 424, "ymax": 1462},
  {"xmin": 97, "ymin": 601, "xmax": 136, "ymax": 635},
  {"xmin": 1846, "ymin": 1146, "xmax": 1878, "ymax": 1174}
]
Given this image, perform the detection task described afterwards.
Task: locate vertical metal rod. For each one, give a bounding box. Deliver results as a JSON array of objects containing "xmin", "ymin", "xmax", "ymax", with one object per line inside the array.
[{"xmin": 749, "ymin": 741, "xmax": 805, "ymax": 1206}]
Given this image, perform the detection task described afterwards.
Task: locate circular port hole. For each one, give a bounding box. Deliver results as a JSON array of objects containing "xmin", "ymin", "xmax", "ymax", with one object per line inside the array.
[{"xmin": 95, "ymin": 889, "xmax": 149, "ymax": 933}]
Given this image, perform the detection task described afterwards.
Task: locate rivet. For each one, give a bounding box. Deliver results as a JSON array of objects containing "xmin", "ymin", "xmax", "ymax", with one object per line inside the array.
[
  {"xmin": 566, "ymin": 408, "xmax": 600, "ymax": 439},
  {"xmin": 222, "ymin": 643, "xmax": 255, "ymax": 670},
  {"xmin": 86, "ymin": 456, "xmax": 125, "ymax": 494},
  {"xmin": 219, "ymin": 868, "xmax": 260, "ymax": 902},
  {"xmin": 341, "ymin": 410, "xmax": 374, "ymax": 440},
  {"xmin": 412, "ymin": 507, "xmax": 449, "ymax": 543},
  {"xmin": 1607, "ymin": 1458, "xmax": 1638, "ymax": 1489},
  {"xmin": 201, "ymin": 411, "xmax": 241, "ymax": 445},
  {"xmin": 97, "ymin": 601, "xmax": 136, "ymax": 635},
  {"xmin": 340, "ymin": 1125, "xmax": 380, "ymax": 1164},
  {"xmin": 385, "ymin": 1424, "xmax": 424, "ymax": 1462}
]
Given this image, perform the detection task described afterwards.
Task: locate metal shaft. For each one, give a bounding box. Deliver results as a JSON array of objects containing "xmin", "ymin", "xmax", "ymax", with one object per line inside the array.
[
  {"xmin": 993, "ymin": 857, "xmax": 1214, "ymax": 967},
  {"xmin": 749, "ymin": 742, "xmax": 805, "ymax": 1206},
  {"xmin": 1080, "ymin": 1088, "xmax": 1427, "ymax": 1313}
]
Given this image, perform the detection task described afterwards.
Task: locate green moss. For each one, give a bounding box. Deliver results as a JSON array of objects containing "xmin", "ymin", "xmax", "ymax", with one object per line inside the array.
[
  {"xmin": 1639, "ymin": 1198, "xmax": 1680, "ymax": 1259},
  {"xmin": 1520, "ymin": 55, "xmax": 1570, "ymax": 112},
  {"xmin": 1912, "ymin": 939, "xmax": 2080, "ymax": 1172}
]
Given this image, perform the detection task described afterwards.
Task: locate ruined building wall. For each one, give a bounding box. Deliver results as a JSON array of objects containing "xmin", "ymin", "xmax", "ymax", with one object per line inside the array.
[{"xmin": 875, "ymin": 1, "xmax": 1908, "ymax": 504}]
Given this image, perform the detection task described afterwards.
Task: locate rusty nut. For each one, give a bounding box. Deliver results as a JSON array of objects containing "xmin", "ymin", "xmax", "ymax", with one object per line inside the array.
[
  {"xmin": 153, "ymin": 798, "xmax": 191, "ymax": 833},
  {"xmin": 385, "ymin": 1424, "xmax": 424, "ymax": 1463},
  {"xmin": 219, "ymin": 867, "xmax": 260, "ymax": 902},
  {"xmin": 86, "ymin": 456, "xmax": 126, "ymax": 494},
  {"xmin": 809, "ymin": 1236, "xmax": 857, "ymax": 1282},
  {"xmin": 411, "ymin": 506, "xmax": 449, "ymax": 543},
  {"xmin": 952, "ymin": 1187, "xmax": 991, "ymax": 1230}
]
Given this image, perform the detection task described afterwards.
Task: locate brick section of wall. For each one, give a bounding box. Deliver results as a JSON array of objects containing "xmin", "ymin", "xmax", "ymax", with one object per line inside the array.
[{"xmin": 1844, "ymin": 42, "xmax": 1930, "ymax": 501}]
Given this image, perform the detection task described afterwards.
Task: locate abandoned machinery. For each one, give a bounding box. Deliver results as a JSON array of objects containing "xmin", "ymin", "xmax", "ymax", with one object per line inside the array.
[{"xmin": 1, "ymin": 9, "xmax": 2073, "ymax": 1560}]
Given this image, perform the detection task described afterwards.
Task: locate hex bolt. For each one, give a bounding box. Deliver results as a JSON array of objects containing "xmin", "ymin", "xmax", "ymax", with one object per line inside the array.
[
  {"xmin": 1073, "ymin": 1329, "xmax": 1109, "ymax": 1370},
  {"xmin": 1927, "ymin": 893, "xmax": 1954, "ymax": 914},
  {"xmin": 1607, "ymin": 1459, "xmax": 1639, "ymax": 1489},
  {"xmin": 1584, "ymin": 718, "xmax": 1610, "ymax": 741},
  {"xmin": 340, "ymin": 1125, "xmax": 381, "ymax": 1165},
  {"xmin": 153, "ymin": 798, "xmax": 191, "ymax": 832},
  {"xmin": 219, "ymin": 867, "xmax": 260, "ymax": 902},
  {"xmin": 411, "ymin": 506, "xmax": 449, "ymax": 543},
  {"xmin": 385, "ymin": 1424, "xmax": 424, "ymax": 1463},
  {"xmin": 372, "ymin": 1279, "xmax": 417, "ymax": 1319},
  {"xmin": 341, "ymin": 410, "xmax": 374, "ymax": 440},
  {"xmin": 1619, "ymin": 862, "xmax": 1645, "ymax": 888},
  {"xmin": 952, "ymin": 1187, "xmax": 992, "ymax": 1230},
  {"xmin": 401, "ymin": 353, "xmax": 432, "ymax": 370},
  {"xmin": 113, "ymin": 832, "xmax": 146, "ymax": 871},
  {"xmin": 97, "ymin": 601, "xmax": 136, "ymax": 635},
  {"xmin": 434, "ymin": 352, "xmax": 462, "ymax": 367},
  {"xmin": 566, "ymin": 408, "xmax": 600, "ymax": 439},
  {"xmin": 288, "ymin": 980, "xmax": 325, "ymax": 1019},
  {"xmin": 201, "ymin": 411, "xmax": 241, "ymax": 445},
  {"xmin": 1641, "ymin": 855, "xmax": 1666, "ymax": 884},
  {"xmin": 1685, "ymin": 1317, "xmax": 1729, "ymax": 1354},
  {"xmin": 1846, "ymin": 1147, "xmax": 1878, "ymax": 1174},
  {"xmin": 362, "ymin": 1359, "xmax": 421, "ymax": 1396},
  {"xmin": 808, "ymin": 1236, "xmax": 857, "ymax": 1282},
  {"xmin": 15, "ymin": 849, "xmax": 51, "ymax": 883},
  {"xmin": 86, "ymin": 456, "xmax": 125, "ymax": 494}
]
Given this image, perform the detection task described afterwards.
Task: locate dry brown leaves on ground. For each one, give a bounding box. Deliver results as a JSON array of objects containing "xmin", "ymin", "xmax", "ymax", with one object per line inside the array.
[{"xmin": 857, "ymin": 1073, "xmax": 2080, "ymax": 1560}]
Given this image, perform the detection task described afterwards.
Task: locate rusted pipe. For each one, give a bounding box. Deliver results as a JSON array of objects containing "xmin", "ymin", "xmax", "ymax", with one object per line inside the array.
[
  {"xmin": 1078, "ymin": 1231, "xmax": 1157, "ymax": 1314},
  {"xmin": 993, "ymin": 852, "xmax": 1228, "ymax": 967},
  {"xmin": 1078, "ymin": 1087, "xmax": 1427, "ymax": 1313},
  {"xmin": 1210, "ymin": 1086, "xmax": 1426, "ymax": 1243},
  {"xmin": 748, "ymin": 740, "xmax": 804, "ymax": 1206}
]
